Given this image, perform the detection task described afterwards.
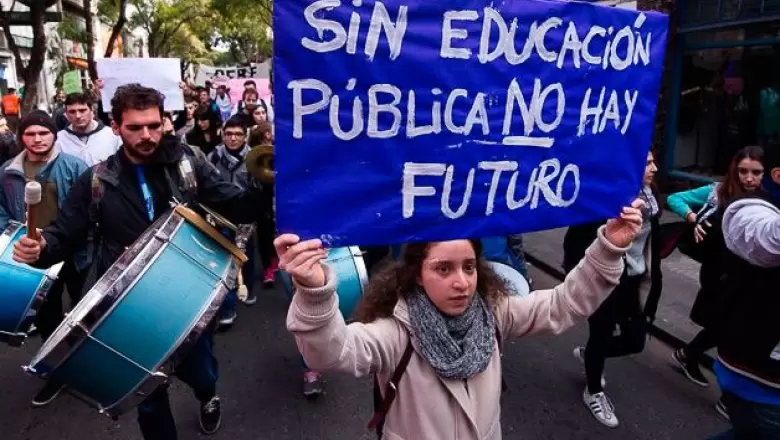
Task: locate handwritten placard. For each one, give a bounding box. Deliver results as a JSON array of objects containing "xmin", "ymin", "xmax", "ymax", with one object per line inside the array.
[
  {"xmin": 97, "ymin": 58, "xmax": 184, "ymax": 111},
  {"xmin": 62, "ymin": 71, "xmax": 82, "ymax": 95},
  {"xmin": 274, "ymin": 0, "xmax": 668, "ymax": 246}
]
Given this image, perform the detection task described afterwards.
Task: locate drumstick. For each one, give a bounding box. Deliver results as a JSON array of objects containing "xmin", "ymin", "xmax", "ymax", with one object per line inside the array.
[
  {"xmin": 24, "ymin": 182, "xmax": 42, "ymax": 241},
  {"xmin": 237, "ymin": 268, "xmax": 248, "ymax": 301}
]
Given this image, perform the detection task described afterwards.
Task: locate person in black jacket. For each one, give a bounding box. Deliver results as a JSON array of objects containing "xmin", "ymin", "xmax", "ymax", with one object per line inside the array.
[
  {"xmin": 13, "ymin": 84, "xmax": 268, "ymax": 440},
  {"xmin": 566, "ymin": 151, "xmax": 663, "ymax": 429},
  {"xmin": 0, "ymin": 117, "xmax": 19, "ymax": 164}
]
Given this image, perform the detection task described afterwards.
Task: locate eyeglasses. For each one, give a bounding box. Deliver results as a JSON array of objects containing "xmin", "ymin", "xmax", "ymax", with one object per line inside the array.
[
  {"xmin": 737, "ymin": 167, "xmax": 764, "ymax": 177},
  {"xmin": 224, "ymin": 132, "xmax": 245, "ymax": 138}
]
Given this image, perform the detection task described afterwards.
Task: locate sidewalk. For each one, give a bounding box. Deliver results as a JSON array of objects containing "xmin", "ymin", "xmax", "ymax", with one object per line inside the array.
[{"xmin": 523, "ymin": 211, "xmax": 714, "ymax": 363}]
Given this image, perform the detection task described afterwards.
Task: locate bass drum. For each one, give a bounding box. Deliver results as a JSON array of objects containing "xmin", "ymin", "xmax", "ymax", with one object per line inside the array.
[
  {"xmin": 0, "ymin": 222, "xmax": 63, "ymax": 346},
  {"xmin": 24, "ymin": 206, "xmax": 246, "ymax": 418},
  {"xmin": 277, "ymin": 246, "xmax": 368, "ymax": 321}
]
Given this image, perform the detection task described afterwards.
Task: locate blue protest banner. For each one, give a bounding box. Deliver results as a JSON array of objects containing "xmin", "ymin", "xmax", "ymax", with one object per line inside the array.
[{"xmin": 274, "ymin": 0, "xmax": 668, "ymax": 247}]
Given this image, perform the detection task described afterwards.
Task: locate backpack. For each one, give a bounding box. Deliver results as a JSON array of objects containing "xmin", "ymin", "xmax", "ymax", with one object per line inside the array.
[{"xmin": 368, "ymin": 325, "xmax": 504, "ymax": 438}]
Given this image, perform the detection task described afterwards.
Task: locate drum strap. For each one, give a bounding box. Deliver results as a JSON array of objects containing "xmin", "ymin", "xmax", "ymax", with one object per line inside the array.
[
  {"xmin": 84, "ymin": 162, "xmax": 108, "ymax": 276},
  {"xmin": 368, "ymin": 325, "xmax": 503, "ymax": 437},
  {"xmin": 163, "ymin": 156, "xmax": 198, "ymax": 206}
]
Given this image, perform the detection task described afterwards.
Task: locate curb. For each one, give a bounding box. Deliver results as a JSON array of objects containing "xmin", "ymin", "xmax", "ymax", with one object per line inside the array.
[{"xmin": 524, "ymin": 253, "xmax": 714, "ymax": 370}]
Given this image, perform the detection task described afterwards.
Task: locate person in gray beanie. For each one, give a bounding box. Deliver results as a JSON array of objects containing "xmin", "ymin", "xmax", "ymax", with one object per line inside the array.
[{"xmin": 0, "ymin": 109, "xmax": 88, "ymax": 407}]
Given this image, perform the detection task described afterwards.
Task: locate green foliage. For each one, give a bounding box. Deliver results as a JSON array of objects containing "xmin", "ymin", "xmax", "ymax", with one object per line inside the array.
[
  {"xmin": 210, "ymin": 0, "xmax": 272, "ymax": 63},
  {"xmin": 128, "ymin": 0, "xmax": 215, "ymax": 63}
]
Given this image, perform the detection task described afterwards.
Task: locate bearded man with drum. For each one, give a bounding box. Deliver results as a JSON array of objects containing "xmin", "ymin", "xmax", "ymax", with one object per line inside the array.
[{"xmin": 13, "ymin": 84, "xmax": 269, "ymax": 439}]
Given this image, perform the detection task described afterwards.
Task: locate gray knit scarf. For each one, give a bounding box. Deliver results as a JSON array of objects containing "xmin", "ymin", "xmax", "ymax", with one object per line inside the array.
[{"xmin": 407, "ymin": 288, "xmax": 496, "ymax": 380}]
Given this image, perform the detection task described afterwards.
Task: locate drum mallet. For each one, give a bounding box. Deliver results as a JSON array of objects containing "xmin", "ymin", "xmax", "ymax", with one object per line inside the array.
[{"xmin": 24, "ymin": 181, "xmax": 42, "ymax": 240}]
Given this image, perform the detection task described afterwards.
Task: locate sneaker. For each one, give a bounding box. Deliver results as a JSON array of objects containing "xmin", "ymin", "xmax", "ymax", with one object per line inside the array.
[
  {"xmin": 242, "ymin": 293, "xmax": 257, "ymax": 305},
  {"xmin": 303, "ymin": 370, "xmax": 324, "ymax": 398},
  {"xmin": 672, "ymin": 348, "xmax": 709, "ymax": 387},
  {"xmin": 573, "ymin": 347, "xmax": 606, "ymax": 388},
  {"xmin": 31, "ymin": 381, "xmax": 64, "ymax": 407},
  {"xmin": 218, "ymin": 311, "xmax": 237, "ymax": 327},
  {"xmin": 263, "ymin": 267, "xmax": 275, "ymax": 288},
  {"xmin": 199, "ymin": 396, "xmax": 222, "ymax": 435},
  {"xmin": 715, "ymin": 399, "xmax": 730, "ymax": 421},
  {"xmin": 583, "ymin": 388, "xmax": 619, "ymax": 428}
]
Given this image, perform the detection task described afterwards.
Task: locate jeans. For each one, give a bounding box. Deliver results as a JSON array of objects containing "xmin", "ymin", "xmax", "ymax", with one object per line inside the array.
[
  {"xmin": 137, "ymin": 325, "xmax": 218, "ymax": 440},
  {"xmin": 506, "ymin": 234, "xmax": 529, "ymax": 279},
  {"xmin": 585, "ymin": 273, "xmax": 646, "ymax": 394},
  {"xmin": 36, "ymin": 262, "xmax": 87, "ymax": 340},
  {"xmin": 707, "ymin": 392, "xmax": 780, "ymax": 440}
]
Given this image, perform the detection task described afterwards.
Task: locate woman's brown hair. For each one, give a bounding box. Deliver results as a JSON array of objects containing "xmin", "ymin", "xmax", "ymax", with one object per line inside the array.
[
  {"xmin": 248, "ymin": 121, "xmax": 273, "ymax": 147},
  {"xmin": 354, "ymin": 240, "xmax": 513, "ymax": 323},
  {"xmin": 717, "ymin": 145, "xmax": 764, "ymax": 208}
]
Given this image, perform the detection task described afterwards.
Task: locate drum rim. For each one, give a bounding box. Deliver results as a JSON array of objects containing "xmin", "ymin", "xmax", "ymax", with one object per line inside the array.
[
  {"xmin": 347, "ymin": 246, "xmax": 369, "ymax": 293},
  {"xmin": 6, "ymin": 262, "xmax": 63, "ymax": 341},
  {"xmin": 27, "ymin": 211, "xmax": 184, "ymax": 375},
  {"xmin": 0, "ymin": 222, "xmax": 64, "ymax": 345},
  {"xmin": 0, "ymin": 221, "xmax": 23, "ymax": 256},
  {"xmin": 104, "ymin": 259, "xmax": 236, "ymax": 417}
]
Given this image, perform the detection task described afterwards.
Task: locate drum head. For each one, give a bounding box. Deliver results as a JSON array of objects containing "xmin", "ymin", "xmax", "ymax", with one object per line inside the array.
[
  {"xmin": 30, "ymin": 211, "xmax": 180, "ymax": 370},
  {"xmin": 487, "ymin": 261, "xmax": 530, "ymax": 298},
  {"xmin": 277, "ymin": 247, "xmax": 368, "ymax": 320}
]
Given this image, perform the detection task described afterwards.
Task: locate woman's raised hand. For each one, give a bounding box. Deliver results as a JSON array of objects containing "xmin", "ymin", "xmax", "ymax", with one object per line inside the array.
[
  {"xmin": 274, "ymin": 234, "xmax": 328, "ymax": 288},
  {"xmin": 603, "ymin": 199, "xmax": 646, "ymax": 248}
]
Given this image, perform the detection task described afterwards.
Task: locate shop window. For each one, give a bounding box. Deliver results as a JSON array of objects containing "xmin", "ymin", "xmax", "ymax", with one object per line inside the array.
[{"xmin": 674, "ymin": 44, "xmax": 780, "ymax": 177}]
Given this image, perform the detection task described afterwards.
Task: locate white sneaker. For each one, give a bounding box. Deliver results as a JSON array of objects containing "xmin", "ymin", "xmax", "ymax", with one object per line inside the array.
[
  {"xmin": 583, "ymin": 388, "xmax": 619, "ymax": 428},
  {"xmin": 573, "ymin": 347, "xmax": 607, "ymax": 388}
]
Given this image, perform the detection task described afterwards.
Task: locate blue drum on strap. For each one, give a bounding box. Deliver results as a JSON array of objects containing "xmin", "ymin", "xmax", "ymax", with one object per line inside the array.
[
  {"xmin": 24, "ymin": 206, "xmax": 246, "ymax": 418},
  {"xmin": 277, "ymin": 246, "xmax": 368, "ymax": 321},
  {"xmin": 487, "ymin": 261, "xmax": 531, "ymax": 298},
  {"xmin": 0, "ymin": 222, "xmax": 63, "ymax": 346}
]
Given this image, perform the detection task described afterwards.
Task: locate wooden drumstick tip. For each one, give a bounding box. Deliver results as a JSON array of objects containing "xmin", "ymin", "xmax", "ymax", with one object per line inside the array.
[{"xmin": 25, "ymin": 181, "xmax": 42, "ymax": 205}]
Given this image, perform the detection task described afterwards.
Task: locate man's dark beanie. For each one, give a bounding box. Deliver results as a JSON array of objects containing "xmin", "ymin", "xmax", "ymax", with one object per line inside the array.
[{"xmin": 18, "ymin": 110, "xmax": 58, "ymax": 139}]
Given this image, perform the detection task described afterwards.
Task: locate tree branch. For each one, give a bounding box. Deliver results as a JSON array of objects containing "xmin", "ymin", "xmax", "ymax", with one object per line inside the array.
[{"xmin": 104, "ymin": 0, "xmax": 128, "ymax": 57}]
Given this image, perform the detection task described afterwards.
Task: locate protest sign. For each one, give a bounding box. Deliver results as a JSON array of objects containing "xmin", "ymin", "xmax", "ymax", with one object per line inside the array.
[
  {"xmin": 194, "ymin": 62, "xmax": 270, "ymax": 85},
  {"xmin": 208, "ymin": 78, "xmax": 272, "ymax": 105},
  {"xmin": 97, "ymin": 58, "xmax": 184, "ymax": 111},
  {"xmin": 274, "ymin": 0, "xmax": 668, "ymax": 247},
  {"xmin": 62, "ymin": 71, "xmax": 82, "ymax": 94}
]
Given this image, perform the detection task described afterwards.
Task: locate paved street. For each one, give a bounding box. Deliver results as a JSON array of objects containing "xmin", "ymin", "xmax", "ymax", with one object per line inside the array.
[{"xmin": 0, "ymin": 267, "xmax": 729, "ymax": 440}]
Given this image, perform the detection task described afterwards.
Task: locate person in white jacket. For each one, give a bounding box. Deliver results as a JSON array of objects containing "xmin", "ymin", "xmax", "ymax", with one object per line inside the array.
[{"xmin": 55, "ymin": 92, "xmax": 121, "ymax": 166}]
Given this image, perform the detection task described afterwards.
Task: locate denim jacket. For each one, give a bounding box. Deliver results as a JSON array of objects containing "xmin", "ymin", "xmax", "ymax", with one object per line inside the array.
[{"xmin": 0, "ymin": 149, "xmax": 89, "ymax": 268}]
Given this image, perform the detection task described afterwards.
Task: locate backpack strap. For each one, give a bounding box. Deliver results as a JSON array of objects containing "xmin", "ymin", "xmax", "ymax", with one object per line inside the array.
[
  {"xmin": 84, "ymin": 162, "xmax": 107, "ymax": 273},
  {"xmin": 177, "ymin": 155, "xmax": 198, "ymax": 200},
  {"xmin": 368, "ymin": 337, "xmax": 415, "ymax": 434}
]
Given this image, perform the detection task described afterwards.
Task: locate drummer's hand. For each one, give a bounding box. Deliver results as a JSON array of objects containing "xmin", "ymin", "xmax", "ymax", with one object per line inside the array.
[
  {"xmin": 604, "ymin": 199, "xmax": 645, "ymax": 248},
  {"xmin": 274, "ymin": 234, "xmax": 327, "ymax": 288},
  {"xmin": 12, "ymin": 234, "xmax": 46, "ymax": 264}
]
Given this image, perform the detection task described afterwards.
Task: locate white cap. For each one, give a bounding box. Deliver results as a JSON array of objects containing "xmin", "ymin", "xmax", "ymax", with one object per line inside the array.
[{"xmin": 24, "ymin": 181, "xmax": 42, "ymax": 204}]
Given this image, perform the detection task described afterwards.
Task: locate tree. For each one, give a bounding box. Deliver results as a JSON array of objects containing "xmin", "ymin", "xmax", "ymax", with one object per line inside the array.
[
  {"xmin": 100, "ymin": 0, "xmax": 128, "ymax": 58},
  {"xmin": 129, "ymin": 0, "xmax": 213, "ymax": 60},
  {"xmin": 47, "ymin": 13, "xmax": 88, "ymax": 89},
  {"xmin": 83, "ymin": 0, "xmax": 97, "ymax": 79},
  {"xmin": 0, "ymin": 0, "xmax": 54, "ymax": 111},
  {"xmin": 212, "ymin": 0, "xmax": 272, "ymax": 63}
]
